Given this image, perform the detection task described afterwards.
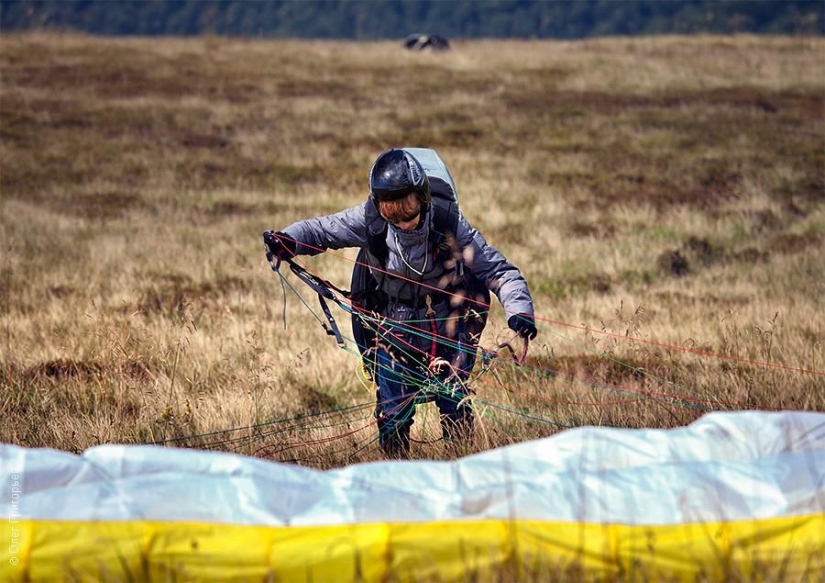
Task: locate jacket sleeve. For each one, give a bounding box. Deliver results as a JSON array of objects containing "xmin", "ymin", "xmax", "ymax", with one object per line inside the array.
[
  {"xmin": 455, "ymin": 211, "xmax": 535, "ymax": 321},
  {"xmin": 280, "ymin": 202, "xmax": 369, "ymax": 256}
]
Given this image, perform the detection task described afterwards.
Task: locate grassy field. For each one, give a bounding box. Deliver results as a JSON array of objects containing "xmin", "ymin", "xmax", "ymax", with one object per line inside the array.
[{"xmin": 1, "ymin": 33, "xmax": 823, "ymax": 468}]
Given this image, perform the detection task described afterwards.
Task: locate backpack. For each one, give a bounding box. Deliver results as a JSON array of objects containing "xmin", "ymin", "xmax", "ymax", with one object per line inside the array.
[{"xmin": 350, "ymin": 148, "xmax": 490, "ymax": 378}]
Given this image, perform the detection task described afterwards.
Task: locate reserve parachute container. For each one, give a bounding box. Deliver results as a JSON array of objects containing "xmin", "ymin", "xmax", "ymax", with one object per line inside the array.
[{"xmin": 404, "ymin": 146, "xmax": 459, "ymax": 200}]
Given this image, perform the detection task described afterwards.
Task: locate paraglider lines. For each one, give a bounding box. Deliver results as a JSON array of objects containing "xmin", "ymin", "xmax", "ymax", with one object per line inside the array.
[
  {"xmin": 289, "ymin": 241, "xmax": 824, "ymax": 376},
  {"xmin": 147, "ymin": 247, "xmax": 823, "ymax": 463}
]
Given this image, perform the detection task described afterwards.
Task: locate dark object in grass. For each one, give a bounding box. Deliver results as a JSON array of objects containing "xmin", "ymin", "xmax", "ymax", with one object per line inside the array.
[{"xmin": 404, "ymin": 34, "xmax": 450, "ymax": 51}]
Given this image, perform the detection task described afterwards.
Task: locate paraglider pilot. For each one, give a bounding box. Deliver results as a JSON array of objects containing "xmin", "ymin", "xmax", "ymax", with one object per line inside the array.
[{"xmin": 264, "ymin": 148, "xmax": 536, "ymax": 458}]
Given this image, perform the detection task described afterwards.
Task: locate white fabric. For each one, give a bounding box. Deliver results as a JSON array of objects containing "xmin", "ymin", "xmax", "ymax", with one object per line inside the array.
[{"xmin": 2, "ymin": 411, "xmax": 824, "ymax": 526}]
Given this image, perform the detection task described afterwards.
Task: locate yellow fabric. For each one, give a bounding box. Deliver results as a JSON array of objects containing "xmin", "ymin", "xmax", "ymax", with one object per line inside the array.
[{"xmin": 2, "ymin": 514, "xmax": 823, "ymax": 582}]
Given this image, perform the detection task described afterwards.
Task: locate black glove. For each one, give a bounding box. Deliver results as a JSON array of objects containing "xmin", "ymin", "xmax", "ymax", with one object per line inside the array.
[
  {"xmin": 263, "ymin": 231, "xmax": 297, "ymax": 260},
  {"xmin": 508, "ymin": 314, "xmax": 537, "ymax": 340}
]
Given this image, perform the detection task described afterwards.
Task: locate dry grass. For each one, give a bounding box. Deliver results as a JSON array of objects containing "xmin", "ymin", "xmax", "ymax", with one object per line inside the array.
[{"xmin": 1, "ymin": 33, "xmax": 823, "ymax": 469}]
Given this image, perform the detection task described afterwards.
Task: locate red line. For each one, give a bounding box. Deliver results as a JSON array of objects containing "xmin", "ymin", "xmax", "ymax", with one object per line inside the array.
[
  {"xmin": 473, "ymin": 363, "xmax": 755, "ymax": 410},
  {"xmin": 277, "ymin": 242, "xmax": 825, "ymax": 377},
  {"xmin": 538, "ymin": 317, "xmax": 825, "ymax": 377}
]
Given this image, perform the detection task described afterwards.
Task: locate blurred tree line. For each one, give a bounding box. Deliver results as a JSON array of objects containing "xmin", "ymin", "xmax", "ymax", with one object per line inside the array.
[{"xmin": 1, "ymin": 0, "xmax": 822, "ymax": 38}]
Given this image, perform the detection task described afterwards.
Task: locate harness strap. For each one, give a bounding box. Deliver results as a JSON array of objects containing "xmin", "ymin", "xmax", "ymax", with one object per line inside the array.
[{"xmin": 268, "ymin": 253, "xmax": 348, "ymax": 348}]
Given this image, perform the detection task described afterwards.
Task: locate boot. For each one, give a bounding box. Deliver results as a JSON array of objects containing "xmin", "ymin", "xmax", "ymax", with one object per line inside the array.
[{"xmin": 379, "ymin": 424, "xmax": 410, "ymax": 459}]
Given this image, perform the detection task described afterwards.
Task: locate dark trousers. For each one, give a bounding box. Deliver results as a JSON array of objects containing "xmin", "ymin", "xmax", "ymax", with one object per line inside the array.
[{"xmin": 375, "ymin": 348, "xmax": 473, "ymax": 458}]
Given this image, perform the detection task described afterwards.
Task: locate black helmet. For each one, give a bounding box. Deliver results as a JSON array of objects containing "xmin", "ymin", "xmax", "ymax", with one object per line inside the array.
[{"xmin": 369, "ymin": 149, "xmax": 430, "ymax": 209}]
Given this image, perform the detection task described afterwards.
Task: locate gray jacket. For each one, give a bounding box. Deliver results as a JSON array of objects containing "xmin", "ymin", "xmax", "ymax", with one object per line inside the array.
[{"xmin": 282, "ymin": 201, "xmax": 534, "ymax": 324}]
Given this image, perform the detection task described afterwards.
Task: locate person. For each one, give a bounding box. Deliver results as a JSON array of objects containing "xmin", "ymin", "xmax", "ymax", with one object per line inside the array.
[{"xmin": 263, "ymin": 148, "xmax": 536, "ymax": 458}]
